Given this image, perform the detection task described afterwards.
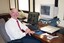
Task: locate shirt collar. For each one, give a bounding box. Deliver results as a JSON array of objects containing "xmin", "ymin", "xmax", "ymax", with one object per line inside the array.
[{"xmin": 10, "ymin": 18, "xmax": 18, "ymax": 21}]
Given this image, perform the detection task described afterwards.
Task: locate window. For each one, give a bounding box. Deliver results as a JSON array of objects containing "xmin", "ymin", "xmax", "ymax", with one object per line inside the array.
[
  {"xmin": 18, "ymin": 0, "xmax": 30, "ymax": 11},
  {"xmin": 9, "ymin": 0, "xmax": 16, "ymax": 8}
]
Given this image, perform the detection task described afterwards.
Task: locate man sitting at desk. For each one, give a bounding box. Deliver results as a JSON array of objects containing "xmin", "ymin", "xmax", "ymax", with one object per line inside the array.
[{"xmin": 5, "ymin": 8, "xmax": 41, "ymax": 43}]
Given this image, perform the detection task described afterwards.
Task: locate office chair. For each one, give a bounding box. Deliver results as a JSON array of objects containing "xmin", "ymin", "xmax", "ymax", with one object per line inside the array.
[
  {"xmin": 27, "ymin": 12, "xmax": 40, "ymax": 25},
  {"xmin": 0, "ymin": 18, "xmax": 11, "ymax": 43},
  {"xmin": 26, "ymin": 12, "xmax": 40, "ymax": 30}
]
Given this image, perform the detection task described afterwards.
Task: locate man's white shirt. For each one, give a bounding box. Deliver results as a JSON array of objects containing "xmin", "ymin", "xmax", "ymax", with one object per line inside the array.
[{"xmin": 5, "ymin": 18, "xmax": 28, "ymax": 40}]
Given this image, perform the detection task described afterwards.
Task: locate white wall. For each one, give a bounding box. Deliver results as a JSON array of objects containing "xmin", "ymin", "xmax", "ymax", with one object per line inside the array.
[
  {"xmin": 0, "ymin": 0, "xmax": 9, "ymax": 14},
  {"xmin": 58, "ymin": 0, "xmax": 64, "ymax": 27}
]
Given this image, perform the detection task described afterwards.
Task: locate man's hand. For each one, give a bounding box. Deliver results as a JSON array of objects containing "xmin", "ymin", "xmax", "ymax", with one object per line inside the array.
[{"xmin": 25, "ymin": 28, "xmax": 35, "ymax": 36}]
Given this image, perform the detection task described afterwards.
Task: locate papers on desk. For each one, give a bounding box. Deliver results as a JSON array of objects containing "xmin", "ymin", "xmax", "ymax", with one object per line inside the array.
[
  {"xmin": 41, "ymin": 33, "xmax": 59, "ymax": 40},
  {"xmin": 40, "ymin": 25, "xmax": 60, "ymax": 34}
]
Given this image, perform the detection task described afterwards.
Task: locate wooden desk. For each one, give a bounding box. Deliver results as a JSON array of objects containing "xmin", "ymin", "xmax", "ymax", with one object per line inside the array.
[
  {"xmin": 21, "ymin": 20, "xmax": 64, "ymax": 43},
  {"xmin": 33, "ymin": 33, "xmax": 64, "ymax": 43},
  {"xmin": 37, "ymin": 21, "xmax": 48, "ymax": 29},
  {"xmin": 50, "ymin": 33, "xmax": 64, "ymax": 43},
  {"xmin": 32, "ymin": 34, "xmax": 50, "ymax": 43},
  {"xmin": 33, "ymin": 21, "xmax": 64, "ymax": 43}
]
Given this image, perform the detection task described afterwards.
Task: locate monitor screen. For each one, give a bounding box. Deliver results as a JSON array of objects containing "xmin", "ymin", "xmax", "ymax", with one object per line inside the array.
[
  {"xmin": 41, "ymin": 6, "xmax": 50, "ymax": 15},
  {"xmin": 40, "ymin": 5, "xmax": 55, "ymax": 18}
]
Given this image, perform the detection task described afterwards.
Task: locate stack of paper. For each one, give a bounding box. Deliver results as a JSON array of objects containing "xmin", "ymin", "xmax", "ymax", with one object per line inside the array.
[
  {"xmin": 41, "ymin": 33, "xmax": 59, "ymax": 40},
  {"xmin": 40, "ymin": 25, "xmax": 60, "ymax": 34}
]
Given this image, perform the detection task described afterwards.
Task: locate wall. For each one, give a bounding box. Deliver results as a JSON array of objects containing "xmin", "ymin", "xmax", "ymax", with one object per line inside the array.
[
  {"xmin": 58, "ymin": 0, "xmax": 64, "ymax": 27},
  {"xmin": 0, "ymin": 0, "xmax": 9, "ymax": 14}
]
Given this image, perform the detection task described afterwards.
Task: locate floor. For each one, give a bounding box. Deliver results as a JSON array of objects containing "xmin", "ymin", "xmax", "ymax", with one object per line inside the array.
[{"xmin": 0, "ymin": 35, "xmax": 5, "ymax": 43}]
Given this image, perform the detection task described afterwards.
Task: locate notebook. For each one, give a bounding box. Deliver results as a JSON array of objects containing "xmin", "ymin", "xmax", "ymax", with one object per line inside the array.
[
  {"xmin": 35, "ymin": 30, "xmax": 44, "ymax": 35},
  {"xmin": 40, "ymin": 25, "xmax": 60, "ymax": 34}
]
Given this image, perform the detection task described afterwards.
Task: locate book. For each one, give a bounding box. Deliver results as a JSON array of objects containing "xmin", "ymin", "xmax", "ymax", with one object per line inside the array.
[
  {"xmin": 35, "ymin": 30, "xmax": 44, "ymax": 35},
  {"xmin": 40, "ymin": 25, "xmax": 60, "ymax": 34}
]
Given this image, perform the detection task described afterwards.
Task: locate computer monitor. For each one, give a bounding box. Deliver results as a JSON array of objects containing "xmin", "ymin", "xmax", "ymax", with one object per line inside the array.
[{"xmin": 40, "ymin": 4, "xmax": 55, "ymax": 18}]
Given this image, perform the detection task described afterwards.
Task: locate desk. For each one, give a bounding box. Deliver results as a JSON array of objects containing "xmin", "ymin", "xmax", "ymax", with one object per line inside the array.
[
  {"xmin": 32, "ymin": 34, "xmax": 50, "ymax": 43},
  {"xmin": 33, "ymin": 22, "xmax": 64, "ymax": 43},
  {"xmin": 21, "ymin": 19, "xmax": 64, "ymax": 43},
  {"xmin": 33, "ymin": 33, "xmax": 64, "ymax": 43}
]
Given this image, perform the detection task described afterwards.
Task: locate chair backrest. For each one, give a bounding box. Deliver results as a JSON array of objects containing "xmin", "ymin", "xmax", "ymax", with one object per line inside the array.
[
  {"xmin": 0, "ymin": 18, "xmax": 11, "ymax": 43},
  {"xmin": 27, "ymin": 12, "xmax": 40, "ymax": 25}
]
